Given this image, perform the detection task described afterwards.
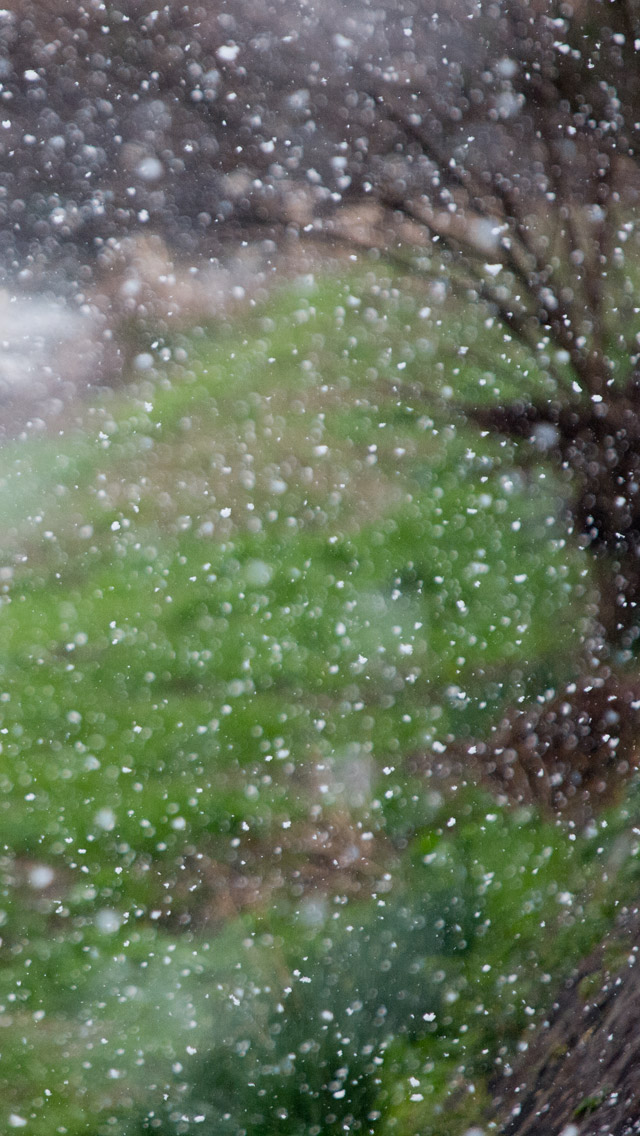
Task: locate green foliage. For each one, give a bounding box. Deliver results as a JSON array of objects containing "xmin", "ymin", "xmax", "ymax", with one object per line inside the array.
[{"xmin": 0, "ymin": 269, "xmax": 632, "ymax": 1134}]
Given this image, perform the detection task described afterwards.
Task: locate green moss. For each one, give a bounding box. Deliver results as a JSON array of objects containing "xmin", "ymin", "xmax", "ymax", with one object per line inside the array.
[{"xmin": 574, "ymin": 1089, "xmax": 608, "ymax": 1118}]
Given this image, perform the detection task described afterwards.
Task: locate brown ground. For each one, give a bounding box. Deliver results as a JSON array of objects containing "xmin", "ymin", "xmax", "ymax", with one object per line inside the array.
[{"xmin": 410, "ymin": 671, "xmax": 640, "ymax": 827}]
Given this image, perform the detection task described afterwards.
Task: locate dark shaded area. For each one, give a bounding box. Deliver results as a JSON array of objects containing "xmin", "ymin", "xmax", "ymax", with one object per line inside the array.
[
  {"xmin": 413, "ymin": 673, "xmax": 640, "ymax": 824},
  {"xmin": 468, "ymin": 385, "xmax": 640, "ymax": 649},
  {"xmin": 494, "ymin": 905, "xmax": 640, "ymax": 1136}
]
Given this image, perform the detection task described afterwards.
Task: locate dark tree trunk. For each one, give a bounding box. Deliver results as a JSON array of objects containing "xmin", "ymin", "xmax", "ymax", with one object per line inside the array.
[
  {"xmin": 468, "ymin": 375, "xmax": 640, "ymax": 652},
  {"xmin": 491, "ymin": 906, "xmax": 640, "ymax": 1136}
]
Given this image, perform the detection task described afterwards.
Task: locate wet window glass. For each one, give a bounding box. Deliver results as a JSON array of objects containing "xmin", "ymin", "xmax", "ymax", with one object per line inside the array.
[{"xmin": 0, "ymin": 3, "xmax": 639, "ymax": 1134}]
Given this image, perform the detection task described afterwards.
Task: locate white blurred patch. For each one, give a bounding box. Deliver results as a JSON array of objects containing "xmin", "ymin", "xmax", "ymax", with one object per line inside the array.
[
  {"xmin": 28, "ymin": 864, "xmax": 55, "ymax": 889},
  {"xmin": 95, "ymin": 807, "xmax": 116, "ymax": 831},
  {"xmin": 96, "ymin": 908, "xmax": 122, "ymax": 934},
  {"xmin": 136, "ymin": 155, "xmax": 164, "ymax": 182}
]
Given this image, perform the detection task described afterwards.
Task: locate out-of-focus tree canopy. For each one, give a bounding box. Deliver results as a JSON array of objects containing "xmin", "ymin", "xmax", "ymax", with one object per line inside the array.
[{"xmin": 2, "ymin": 2, "xmax": 638, "ymax": 272}]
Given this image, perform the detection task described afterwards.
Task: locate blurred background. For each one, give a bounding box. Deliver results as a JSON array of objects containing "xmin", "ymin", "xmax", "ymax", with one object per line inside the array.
[{"xmin": 0, "ymin": 3, "xmax": 639, "ymax": 1134}]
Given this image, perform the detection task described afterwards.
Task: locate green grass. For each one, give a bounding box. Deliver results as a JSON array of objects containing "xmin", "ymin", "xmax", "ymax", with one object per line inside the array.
[{"xmin": 0, "ymin": 267, "xmax": 632, "ymax": 1135}]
